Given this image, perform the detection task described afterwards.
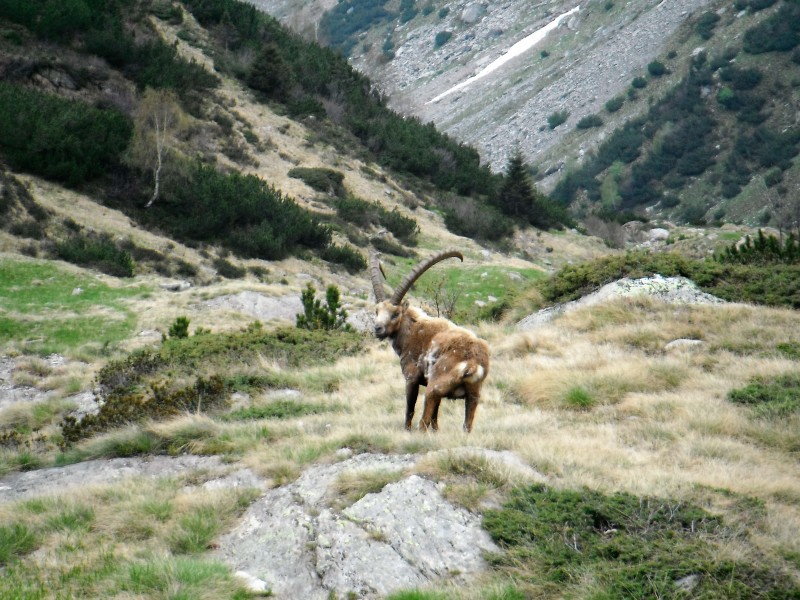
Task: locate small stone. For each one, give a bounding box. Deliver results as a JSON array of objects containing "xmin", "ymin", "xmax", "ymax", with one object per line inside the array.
[{"xmin": 71, "ymin": 287, "xmax": 83, "ymax": 296}]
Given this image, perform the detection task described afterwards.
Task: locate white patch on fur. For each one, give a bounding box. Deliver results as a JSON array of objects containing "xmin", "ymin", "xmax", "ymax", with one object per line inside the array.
[{"xmin": 424, "ymin": 343, "xmax": 440, "ymax": 380}]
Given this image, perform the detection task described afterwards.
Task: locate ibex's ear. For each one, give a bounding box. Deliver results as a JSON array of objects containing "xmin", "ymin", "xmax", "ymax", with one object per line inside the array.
[{"xmin": 402, "ymin": 300, "xmax": 410, "ymax": 310}]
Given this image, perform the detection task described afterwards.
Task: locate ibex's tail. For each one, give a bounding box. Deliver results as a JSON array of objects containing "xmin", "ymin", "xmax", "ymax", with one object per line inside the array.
[{"xmin": 459, "ymin": 361, "xmax": 486, "ymax": 383}]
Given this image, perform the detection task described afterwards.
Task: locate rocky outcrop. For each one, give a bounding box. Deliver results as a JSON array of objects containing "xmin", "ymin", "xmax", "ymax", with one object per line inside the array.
[
  {"xmin": 217, "ymin": 450, "xmax": 538, "ymax": 598},
  {"xmin": 517, "ymin": 275, "xmax": 725, "ymax": 330}
]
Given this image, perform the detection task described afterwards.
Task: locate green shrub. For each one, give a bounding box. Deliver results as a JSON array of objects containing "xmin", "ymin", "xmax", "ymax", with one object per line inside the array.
[
  {"xmin": 371, "ymin": 235, "xmax": 415, "ymax": 257},
  {"xmin": 225, "ymin": 401, "xmax": 332, "ymax": 421},
  {"xmin": 631, "ymin": 76, "xmax": 647, "ymax": 89},
  {"xmin": 332, "ymin": 196, "xmax": 418, "ymax": 244},
  {"xmin": 729, "ymin": 373, "xmax": 800, "ymax": 418},
  {"xmin": 296, "ymin": 283, "xmax": 351, "ymax": 331},
  {"xmin": 61, "ymin": 376, "xmax": 227, "ymax": 446},
  {"xmin": 576, "ymin": 114, "xmax": 603, "ymax": 129},
  {"xmin": 743, "ymin": 1, "xmax": 800, "ymax": 54},
  {"xmin": 320, "ymin": 244, "xmax": 367, "ymax": 273},
  {"xmin": 695, "ymin": 11, "xmax": 720, "ymax": 40},
  {"xmin": 168, "ymin": 316, "xmax": 190, "ymax": 339},
  {"xmin": 647, "ymin": 60, "xmax": 667, "ymax": 76},
  {"xmin": 212, "ymin": 257, "xmax": 246, "ymax": 279},
  {"xmin": 717, "ymin": 230, "xmax": 799, "ymax": 265},
  {"xmin": 536, "ymin": 250, "xmax": 800, "ymax": 309},
  {"xmin": 605, "ymin": 95, "xmax": 625, "ymax": 113},
  {"xmin": 150, "ymin": 162, "xmax": 331, "ymax": 260},
  {"xmin": 547, "ymin": 110, "xmax": 569, "ymax": 129},
  {"xmin": 484, "ymin": 484, "xmax": 797, "ymax": 599},
  {"xmin": 54, "ymin": 232, "xmax": 134, "ymax": 277},
  {"xmin": 0, "ymin": 82, "xmax": 131, "ymax": 186},
  {"xmin": 439, "ymin": 195, "xmax": 514, "ymax": 241},
  {"xmin": 288, "ymin": 167, "xmax": 346, "ymax": 197},
  {"xmin": 434, "ymin": 31, "xmax": 452, "ymax": 48}
]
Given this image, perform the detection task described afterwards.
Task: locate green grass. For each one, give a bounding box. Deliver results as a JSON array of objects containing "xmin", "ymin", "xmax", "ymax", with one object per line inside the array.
[
  {"xmin": 224, "ymin": 400, "xmax": 337, "ymax": 421},
  {"xmin": 729, "ymin": 373, "xmax": 800, "ymax": 418},
  {"xmin": 0, "ymin": 480, "xmax": 256, "ymax": 599},
  {"xmin": 483, "ymin": 484, "xmax": 800, "ymax": 599},
  {"xmin": 562, "ymin": 385, "xmax": 596, "ymax": 410},
  {"xmin": 380, "ymin": 257, "xmax": 544, "ymax": 321},
  {"xmin": 0, "ymin": 258, "xmax": 147, "ymax": 355},
  {"xmin": 0, "ymin": 523, "xmax": 39, "ymax": 565}
]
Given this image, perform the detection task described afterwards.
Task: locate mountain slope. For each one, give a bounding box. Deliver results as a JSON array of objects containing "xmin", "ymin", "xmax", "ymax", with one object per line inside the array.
[{"xmin": 251, "ymin": 0, "xmax": 800, "ymax": 227}]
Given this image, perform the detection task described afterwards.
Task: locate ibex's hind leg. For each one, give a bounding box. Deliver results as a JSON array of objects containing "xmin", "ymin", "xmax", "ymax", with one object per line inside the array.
[
  {"xmin": 405, "ymin": 381, "xmax": 420, "ymax": 430},
  {"xmin": 419, "ymin": 391, "xmax": 443, "ymax": 432},
  {"xmin": 463, "ymin": 390, "xmax": 480, "ymax": 433}
]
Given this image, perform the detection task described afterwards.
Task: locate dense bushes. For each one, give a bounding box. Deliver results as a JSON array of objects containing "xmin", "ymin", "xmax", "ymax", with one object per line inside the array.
[
  {"xmin": 439, "ymin": 195, "xmax": 514, "ymax": 241},
  {"xmin": 61, "ymin": 323, "xmax": 365, "ymax": 443},
  {"xmin": 484, "ymin": 484, "xmax": 799, "ymax": 599},
  {"xmin": 434, "ymin": 31, "xmax": 452, "ymax": 47},
  {"xmin": 320, "ymin": 244, "xmax": 367, "ymax": 273},
  {"xmin": 318, "ymin": 0, "xmax": 393, "ymax": 56},
  {"xmin": 0, "ymin": 83, "xmax": 131, "ymax": 186},
  {"xmin": 0, "ymin": 0, "xmax": 217, "ymax": 100},
  {"xmin": 332, "ymin": 196, "xmax": 418, "ymax": 244},
  {"xmin": 288, "ymin": 167, "xmax": 346, "ymax": 197},
  {"xmin": 743, "ymin": 0, "xmax": 800, "ymax": 54},
  {"xmin": 576, "ymin": 114, "xmax": 603, "ymax": 129},
  {"xmin": 54, "ymin": 232, "xmax": 135, "ymax": 277},
  {"xmin": 553, "ymin": 53, "xmax": 718, "ymax": 210},
  {"xmin": 717, "ymin": 230, "xmax": 800, "ymax": 264},
  {"xmin": 150, "ymin": 162, "xmax": 331, "ymax": 260}
]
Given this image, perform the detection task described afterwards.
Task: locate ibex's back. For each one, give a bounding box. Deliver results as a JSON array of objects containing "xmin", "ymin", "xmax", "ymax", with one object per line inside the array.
[{"xmin": 372, "ymin": 251, "xmax": 490, "ymax": 432}]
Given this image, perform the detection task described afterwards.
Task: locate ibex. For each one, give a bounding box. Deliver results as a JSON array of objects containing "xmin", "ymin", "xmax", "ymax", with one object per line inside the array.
[{"xmin": 371, "ymin": 250, "xmax": 490, "ymax": 432}]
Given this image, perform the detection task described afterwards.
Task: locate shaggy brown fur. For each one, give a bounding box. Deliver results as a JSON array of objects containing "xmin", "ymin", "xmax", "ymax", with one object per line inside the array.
[{"xmin": 375, "ymin": 302, "xmax": 490, "ymax": 432}]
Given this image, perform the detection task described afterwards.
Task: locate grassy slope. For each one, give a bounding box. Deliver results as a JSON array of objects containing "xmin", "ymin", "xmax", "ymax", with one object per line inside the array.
[{"xmin": 1, "ymin": 4, "xmax": 799, "ymax": 600}]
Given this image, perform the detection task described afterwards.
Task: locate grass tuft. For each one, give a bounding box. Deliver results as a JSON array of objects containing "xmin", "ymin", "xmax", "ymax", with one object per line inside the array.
[{"xmin": 0, "ymin": 523, "xmax": 39, "ymax": 565}]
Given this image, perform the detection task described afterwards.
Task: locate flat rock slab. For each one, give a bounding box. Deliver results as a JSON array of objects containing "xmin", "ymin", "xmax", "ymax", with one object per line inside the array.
[
  {"xmin": 201, "ymin": 291, "xmax": 303, "ymax": 323},
  {"xmin": 0, "ymin": 455, "xmax": 231, "ymax": 503},
  {"xmin": 217, "ymin": 452, "xmax": 503, "ymax": 599}
]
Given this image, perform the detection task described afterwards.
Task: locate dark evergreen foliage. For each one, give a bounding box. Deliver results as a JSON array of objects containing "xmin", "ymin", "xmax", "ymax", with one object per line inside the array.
[
  {"xmin": 695, "ymin": 11, "xmax": 720, "ymax": 40},
  {"xmin": 743, "ymin": 0, "xmax": 800, "ymax": 54},
  {"xmin": 182, "ymin": 0, "xmax": 496, "ymax": 198},
  {"xmin": 718, "ymin": 230, "xmax": 800, "ymax": 264},
  {"xmin": 296, "ymin": 283, "xmax": 350, "ymax": 330},
  {"xmin": 54, "ymin": 232, "xmax": 135, "ymax": 277},
  {"xmin": 148, "ymin": 162, "xmax": 331, "ymax": 260},
  {"xmin": 553, "ymin": 52, "xmax": 721, "ymax": 212},
  {"xmin": 493, "ymin": 152, "xmax": 571, "ymax": 230},
  {"xmin": 0, "ymin": 82, "xmax": 131, "ymax": 186}
]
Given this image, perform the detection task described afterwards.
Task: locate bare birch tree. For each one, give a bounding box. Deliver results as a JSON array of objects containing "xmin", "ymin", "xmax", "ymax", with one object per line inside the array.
[{"xmin": 127, "ymin": 88, "xmax": 184, "ymax": 208}]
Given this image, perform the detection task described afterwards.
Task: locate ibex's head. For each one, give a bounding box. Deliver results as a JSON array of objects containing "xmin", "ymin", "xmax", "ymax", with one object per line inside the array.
[{"xmin": 370, "ymin": 249, "xmax": 464, "ymax": 339}]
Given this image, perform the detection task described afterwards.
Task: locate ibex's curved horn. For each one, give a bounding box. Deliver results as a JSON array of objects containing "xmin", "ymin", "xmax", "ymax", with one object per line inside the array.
[
  {"xmin": 390, "ymin": 249, "xmax": 463, "ymax": 305},
  {"xmin": 370, "ymin": 251, "xmax": 387, "ymax": 302}
]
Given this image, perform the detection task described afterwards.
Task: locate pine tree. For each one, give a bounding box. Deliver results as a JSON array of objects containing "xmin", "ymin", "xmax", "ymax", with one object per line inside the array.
[
  {"xmin": 247, "ymin": 44, "xmax": 294, "ymax": 101},
  {"xmin": 495, "ymin": 151, "xmax": 534, "ymax": 220},
  {"xmin": 494, "ymin": 151, "xmax": 570, "ymax": 229}
]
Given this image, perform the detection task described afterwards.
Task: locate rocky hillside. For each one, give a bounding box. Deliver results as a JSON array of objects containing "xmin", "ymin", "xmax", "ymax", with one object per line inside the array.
[{"xmin": 249, "ymin": 0, "xmax": 800, "ymax": 226}]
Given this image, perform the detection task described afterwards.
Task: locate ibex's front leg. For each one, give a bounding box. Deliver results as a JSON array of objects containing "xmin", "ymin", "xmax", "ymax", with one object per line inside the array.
[{"xmin": 405, "ymin": 380, "xmax": 420, "ymax": 430}]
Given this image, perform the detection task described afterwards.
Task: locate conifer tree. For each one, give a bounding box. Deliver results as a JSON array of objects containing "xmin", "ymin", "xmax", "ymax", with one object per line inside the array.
[{"xmin": 494, "ymin": 150, "xmax": 570, "ymax": 230}]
